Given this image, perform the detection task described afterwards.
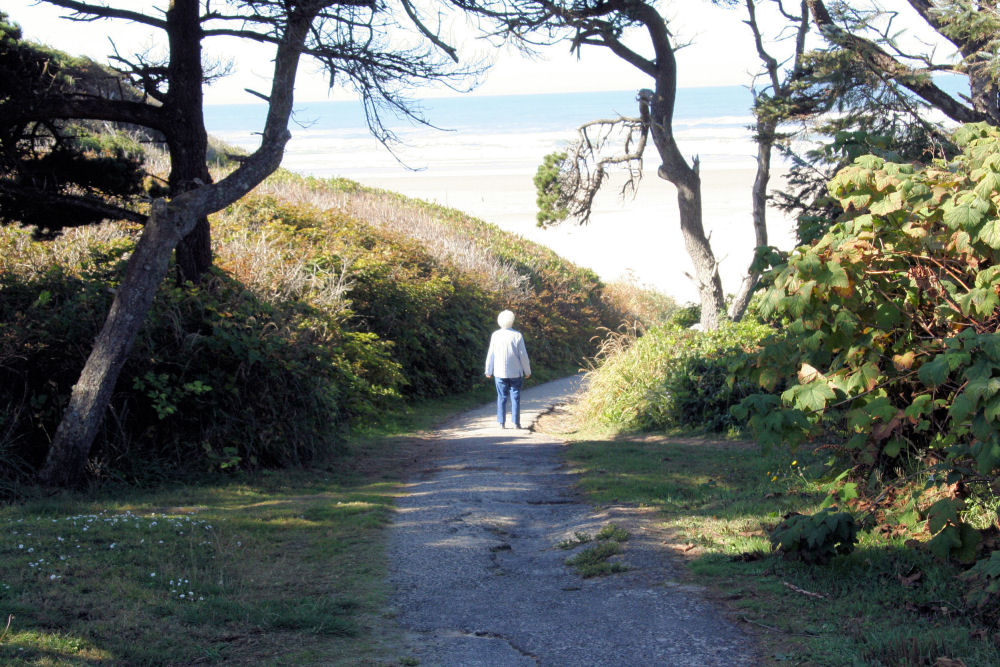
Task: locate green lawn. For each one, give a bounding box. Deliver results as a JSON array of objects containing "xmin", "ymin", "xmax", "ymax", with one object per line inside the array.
[{"xmin": 0, "ymin": 388, "xmax": 497, "ymax": 666}]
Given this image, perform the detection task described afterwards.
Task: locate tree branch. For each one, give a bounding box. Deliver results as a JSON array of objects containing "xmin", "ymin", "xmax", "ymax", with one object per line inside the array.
[
  {"xmin": 806, "ymin": 0, "xmax": 983, "ymax": 124},
  {"xmin": 39, "ymin": 0, "xmax": 166, "ymax": 29}
]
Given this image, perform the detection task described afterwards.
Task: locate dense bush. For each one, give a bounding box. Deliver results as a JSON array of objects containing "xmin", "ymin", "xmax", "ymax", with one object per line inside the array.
[
  {"xmin": 769, "ymin": 508, "xmax": 858, "ymax": 565},
  {"xmin": 735, "ymin": 123, "xmax": 1000, "ymax": 568},
  {"xmin": 0, "ymin": 222, "xmax": 401, "ymax": 488},
  {"xmin": 579, "ymin": 318, "xmax": 772, "ymax": 432},
  {"xmin": 1, "ymin": 173, "xmax": 622, "ymax": 490}
]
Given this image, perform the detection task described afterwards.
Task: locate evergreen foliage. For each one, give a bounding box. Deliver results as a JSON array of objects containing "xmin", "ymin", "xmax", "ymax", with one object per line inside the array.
[{"xmin": 0, "ymin": 12, "xmax": 155, "ymax": 232}]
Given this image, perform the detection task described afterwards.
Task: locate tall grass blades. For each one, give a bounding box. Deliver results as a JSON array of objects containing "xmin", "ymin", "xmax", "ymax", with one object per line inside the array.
[{"xmin": 580, "ymin": 320, "xmax": 773, "ymax": 433}]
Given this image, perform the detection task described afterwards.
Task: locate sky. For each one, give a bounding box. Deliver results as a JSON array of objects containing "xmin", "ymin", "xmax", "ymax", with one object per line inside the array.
[{"xmin": 6, "ymin": 0, "xmax": 786, "ymax": 104}]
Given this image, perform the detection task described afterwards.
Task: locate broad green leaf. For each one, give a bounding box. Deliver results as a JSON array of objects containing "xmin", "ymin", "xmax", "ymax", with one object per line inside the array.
[
  {"xmin": 971, "ymin": 438, "xmax": 1000, "ymax": 474},
  {"xmin": 882, "ymin": 438, "xmax": 905, "ymax": 457},
  {"xmin": 975, "ymin": 265, "xmax": 1000, "ymax": 288},
  {"xmin": 944, "ymin": 202, "xmax": 984, "ymax": 230},
  {"xmin": 869, "ymin": 190, "xmax": 904, "ymax": 215},
  {"xmin": 985, "ymin": 395, "xmax": 1000, "ymax": 422},
  {"xmin": 971, "ymin": 287, "xmax": 1000, "ymax": 317},
  {"xmin": 905, "ymin": 394, "xmax": 933, "ymax": 419},
  {"xmin": 974, "ymin": 170, "xmax": 1000, "ymax": 200},
  {"xmin": 928, "ymin": 525, "xmax": 962, "ymax": 560},
  {"xmin": 874, "ymin": 303, "xmax": 902, "ymax": 329},
  {"xmin": 855, "ymin": 155, "xmax": 885, "ymax": 170},
  {"xmin": 927, "ymin": 498, "xmax": 961, "ymax": 535},
  {"xmin": 862, "ymin": 395, "xmax": 898, "ymax": 422},
  {"xmin": 782, "ymin": 379, "xmax": 836, "ymax": 413},
  {"xmin": 848, "ymin": 361, "xmax": 881, "ymax": 394},
  {"xmin": 955, "ymin": 523, "xmax": 983, "ymax": 564},
  {"xmin": 918, "ymin": 355, "xmax": 950, "ymax": 387},
  {"xmin": 977, "ymin": 219, "xmax": 1000, "ymax": 249},
  {"xmin": 950, "ymin": 392, "xmax": 976, "ymax": 423}
]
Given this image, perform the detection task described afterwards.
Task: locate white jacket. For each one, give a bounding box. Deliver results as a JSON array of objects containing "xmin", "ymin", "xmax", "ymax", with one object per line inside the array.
[{"xmin": 485, "ymin": 328, "xmax": 531, "ymax": 379}]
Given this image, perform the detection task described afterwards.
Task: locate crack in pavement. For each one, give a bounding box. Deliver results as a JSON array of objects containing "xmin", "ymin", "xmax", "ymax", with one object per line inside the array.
[{"xmin": 387, "ymin": 375, "xmax": 758, "ymax": 666}]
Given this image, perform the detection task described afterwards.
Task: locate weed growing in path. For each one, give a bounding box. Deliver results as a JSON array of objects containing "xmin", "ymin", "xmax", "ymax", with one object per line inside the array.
[{"xmin": 562, "ymin": 523, "xmax": 630, "ymax": 578}]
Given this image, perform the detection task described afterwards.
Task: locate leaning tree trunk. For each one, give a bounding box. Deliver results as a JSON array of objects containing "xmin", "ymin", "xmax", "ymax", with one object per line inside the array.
[
  {"xmin": 38, "ymin": 201, "xmax": 178, "ymax": 486},
  {"xmin": 38, "ymin": 1, "xmax": 310, "ymax": 487},
  {"xmin": 728, "ymin": 116, "xmax": 775, "ymax": 321},
  {"xmin": 640, "ymin": 87, "xmax": 725, "ymax": 330}
]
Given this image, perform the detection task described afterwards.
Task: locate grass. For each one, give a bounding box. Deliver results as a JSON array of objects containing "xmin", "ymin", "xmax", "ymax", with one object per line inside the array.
[
  {"xmin": 539, "ymin": 411, "xmax": 1000, "ymax": 666},
  {"xmin": 561, "ymin": 523, "xmax": 631, "ymax": 577},
  {"xmin": 0, "ymin": 384, "xmax": 498, "ymax": 666},
  {"xmin": 0, "ymin": 389, "xmax": 504, "ymax": 667},
  {"xmin": 0, "ymin": 476, "xmax": 396, "ymax": 665}
]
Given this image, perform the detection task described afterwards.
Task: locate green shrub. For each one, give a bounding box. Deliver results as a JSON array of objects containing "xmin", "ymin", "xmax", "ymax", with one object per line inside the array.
[
  {"xmin": 1, "ymin": 169, "xmax": 624, "ymax": 490},
  {"xmin": 580, "ymin": 319, "xmax": 772, "ymax": 432},
  {"xmin": 0, "ymin": 220, "xmax": 402, "ymax": 486},
  {"xmin": 961, "ymin": 550, "xmax": 1000, "ymax": 624},
  {"xmin": 735, "ymin": 123, "xmax": 1000, "ymax": 561},
  {"xmin": 769, "ymin": 507, "xmax": 858, "ymax": 564}
]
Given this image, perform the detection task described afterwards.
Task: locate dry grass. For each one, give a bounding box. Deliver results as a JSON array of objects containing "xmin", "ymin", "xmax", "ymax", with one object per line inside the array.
[
  {"xmin": 211, "ymin": 220, "xmax": 355, "ymax": 311},
  {"xmin": 0, "ymin": 221, "xmax": 137, "ymax": 279},
  {"xmin": 253, "ymin": 176, "xmax": 533, "ymax": 302}
]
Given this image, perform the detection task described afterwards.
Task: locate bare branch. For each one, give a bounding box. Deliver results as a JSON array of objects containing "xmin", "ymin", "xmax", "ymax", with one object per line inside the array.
[
  {"xmin": 400, "ymin": 0, "xmax": 459, "ymax": 63},
  {"xmin": 39, "ymin": 0, "xmax": 166, "ymax": 29},
  {"xmin": 549, "ymin": 102, "xmax": 649, "ymax": 225}
]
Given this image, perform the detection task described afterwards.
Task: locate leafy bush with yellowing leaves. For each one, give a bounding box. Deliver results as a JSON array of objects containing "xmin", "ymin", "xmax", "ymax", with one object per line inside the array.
[{"xmin": 734, "ymin": 123, "xmax": 1000, "ymax": 566}]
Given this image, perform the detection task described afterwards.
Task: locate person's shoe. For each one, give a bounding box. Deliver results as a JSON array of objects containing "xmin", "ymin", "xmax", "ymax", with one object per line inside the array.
[{"xmin": 513, "ymin": 423, "xmax": 522, "ymax": 430}]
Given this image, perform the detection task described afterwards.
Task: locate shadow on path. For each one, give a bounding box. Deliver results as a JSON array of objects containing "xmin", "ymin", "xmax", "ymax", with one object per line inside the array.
[{"xmin": 387, "ymin": 376, "xmax": 757, "ymax": 666}]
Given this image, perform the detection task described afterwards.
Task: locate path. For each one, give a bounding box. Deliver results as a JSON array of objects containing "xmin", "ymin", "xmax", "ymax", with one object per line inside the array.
[{"xmin": 386, "ymin": 376, "xmax": 758, "ymax": 666}]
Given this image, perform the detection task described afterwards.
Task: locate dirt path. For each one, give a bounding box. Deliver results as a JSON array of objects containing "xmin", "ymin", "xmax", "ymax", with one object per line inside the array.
[{"xmin": 386, "ymin": 376, "xmax": 758, "ymax": 665}]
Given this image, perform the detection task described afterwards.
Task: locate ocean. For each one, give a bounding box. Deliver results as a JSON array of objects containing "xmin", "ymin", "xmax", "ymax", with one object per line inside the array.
[
  {"xmin": 204, "ymin": 86, "xmax": 760, "ymax": 179},
  {"xmin": 203, "ymin": 86, "xmax": 786, "ymax": 303}
]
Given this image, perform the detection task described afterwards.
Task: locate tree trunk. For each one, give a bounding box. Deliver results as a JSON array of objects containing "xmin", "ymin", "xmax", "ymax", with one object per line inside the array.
[
  {"xmin": 641, "ymin": 83, "xmax": 726, "ymax": 330},
  {"xmin": 39, "ymin": 200, "xmax": 180, "ymax": 487},
  {"xmin": 671, "ymin": 166, "xmax": 726, "ymax": 330},
  {"xmin": 729, "ymin": 116, "xmax": 775, "ymax": 321},
  {"xmin": 167, "ymin": 0, "xmax": 214, "ymax": 283}
]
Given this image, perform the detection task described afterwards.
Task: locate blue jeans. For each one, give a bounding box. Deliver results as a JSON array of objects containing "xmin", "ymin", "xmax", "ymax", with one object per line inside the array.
[{"xmin": 494, "ymin": 376, "xmax": 523, "ymax": 427}]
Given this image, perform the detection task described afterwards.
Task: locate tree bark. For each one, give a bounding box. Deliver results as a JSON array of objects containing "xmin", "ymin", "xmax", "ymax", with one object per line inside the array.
[
  {"xmin": 640, "ymin": 70, "xmax": 725, "ymax": 330},
  {"xmin": 38, "ymin": 201, "xmax": 178, "ymax": 487},
  {"xmin": 729, "ymin": 115, "xmax": 775, "ymax": 321},
  {"xmin": 165, "ymin": 0, "xmax": 214, "ymax": 283}
]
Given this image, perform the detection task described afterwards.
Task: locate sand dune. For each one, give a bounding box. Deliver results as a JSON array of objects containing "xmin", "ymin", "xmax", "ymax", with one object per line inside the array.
[{"xmin": 358, "ymin": 167, "xmax": 798, "ymax": 304}]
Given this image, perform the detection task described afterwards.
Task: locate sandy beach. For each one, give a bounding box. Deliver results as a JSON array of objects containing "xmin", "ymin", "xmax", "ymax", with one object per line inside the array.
[{"xmin": 356, "ymin": 167, "xmax": 798, "ymax": 305}]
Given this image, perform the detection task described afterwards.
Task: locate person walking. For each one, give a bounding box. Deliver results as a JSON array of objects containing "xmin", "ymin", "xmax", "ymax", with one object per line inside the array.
[{"xmin": 485, "ymin": 310, "xmax": 531, "ymax": 429}]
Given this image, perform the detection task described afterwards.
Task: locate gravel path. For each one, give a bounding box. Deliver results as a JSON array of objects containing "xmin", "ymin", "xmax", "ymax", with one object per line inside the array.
[{"xmin": 386, "ymin": 376, "xmax": 758, "ymax": 666}]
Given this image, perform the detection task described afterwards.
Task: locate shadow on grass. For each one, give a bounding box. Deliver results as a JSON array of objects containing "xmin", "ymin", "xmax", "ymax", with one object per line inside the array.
[
  {"xmin": 0, "ymin": 439, "xmax": 427, "ymax": 666},
  {"xmin": 564, "ymin": 434, "xmax": 1000, "ymax": 666}
]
